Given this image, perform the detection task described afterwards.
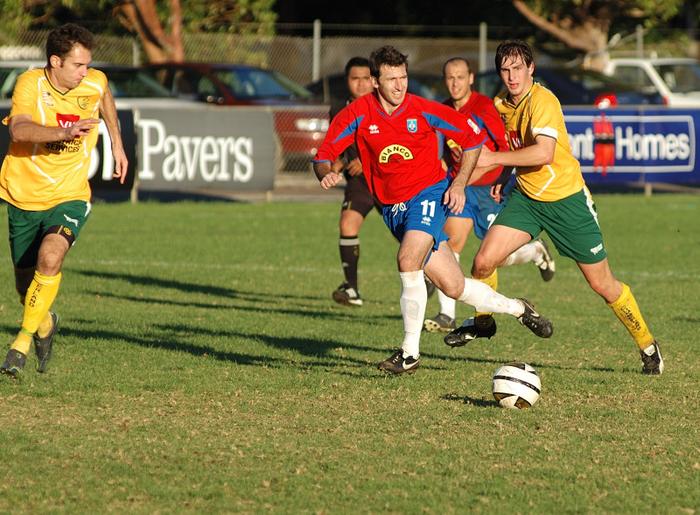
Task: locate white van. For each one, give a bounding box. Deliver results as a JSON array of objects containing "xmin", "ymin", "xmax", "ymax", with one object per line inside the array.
[{"xmin": 604, "ymin": 57, "xmax": 700, "ymax": 107}]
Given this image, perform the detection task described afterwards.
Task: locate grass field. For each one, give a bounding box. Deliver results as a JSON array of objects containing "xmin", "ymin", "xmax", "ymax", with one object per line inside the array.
[{"xmin": 0, "ymin": 193, "xmax": 698, "ymax": 513}]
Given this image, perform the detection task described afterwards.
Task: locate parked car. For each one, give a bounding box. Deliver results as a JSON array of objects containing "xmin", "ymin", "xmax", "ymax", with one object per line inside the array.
[
  {"xmin": 306, "ymin": 71, "xmax": 449, "ymax": 107},
  {"xmin": 0, "ymin": 61, "xmax": 176, "ymax": 102},
  {"xmin": 604, "ymin": 57, "xmax": 700, "ymax": 107},
  {"xmin": 145, "ymin": 62, "xmax": 329, "ymax": 171},
  {"xmin": 474, "ymin": 67, "xmax": 664, "ymax": 107}
]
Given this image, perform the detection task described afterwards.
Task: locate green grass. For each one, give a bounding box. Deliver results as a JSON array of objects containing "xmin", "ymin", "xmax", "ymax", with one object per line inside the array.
[{"xmin": 0, "ymin": 194, "xmax": 699, "ymax": 513}]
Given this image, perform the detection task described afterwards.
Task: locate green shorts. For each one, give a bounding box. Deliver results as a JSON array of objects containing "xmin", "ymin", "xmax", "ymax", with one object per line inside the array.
[
  {"xmin": 7, "ymin": 200, "xmax": 91, "ymax": 268},
  {"xmin": 494, "ymin": 187, "xmax": 607, "ymax": 264}
]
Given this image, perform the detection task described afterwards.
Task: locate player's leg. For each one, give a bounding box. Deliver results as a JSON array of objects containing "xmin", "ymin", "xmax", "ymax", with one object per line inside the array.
[
  {"xmin": 333, "ymin": 176, "xmax": 374, "ymax": 307},
  {"xmin": 377, "ymin": 180, "xmax": 446, "ymax": 374},
  {"xmin": 578, "ymin": 259, "xmax": 662, "ymax": 375},
  {"xmin": 377, "ymin": 229, "xmax": 433, "ymax": 374},
  {"xmin": 425, "ymin": 216, "xmax": 471, "ymax": 333},
  {"xmin": 2, "ymin": 201, "xmax": 89, "ymax": 378},
  {"xmin": 425, "ymin": 242, "xmax": 553, "ymax": 341},
  {"xmin": 501, "ymin": 238, "xmax": 556, "ymax": 281}
]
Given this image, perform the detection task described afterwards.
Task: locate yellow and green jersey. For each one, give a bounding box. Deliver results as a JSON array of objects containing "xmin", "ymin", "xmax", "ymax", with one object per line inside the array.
[
  {"xmin": 0, "ymin": 67, "xmax": 107, "ymax": 210},
  {"xmin": 495, "ymin": 82, "xmax": 584, "ymax": 202}
]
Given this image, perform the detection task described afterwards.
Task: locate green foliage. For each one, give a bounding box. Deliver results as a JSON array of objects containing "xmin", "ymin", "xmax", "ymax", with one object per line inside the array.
[{"xmin": 0, "ymin": 194, "xmax": 698, "ymax": 512}]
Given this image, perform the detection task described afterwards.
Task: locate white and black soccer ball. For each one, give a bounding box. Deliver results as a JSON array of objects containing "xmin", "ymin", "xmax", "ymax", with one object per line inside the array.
[{"xmin": 492, "ymin": 362, "xmax": 541, "ymax": 409}]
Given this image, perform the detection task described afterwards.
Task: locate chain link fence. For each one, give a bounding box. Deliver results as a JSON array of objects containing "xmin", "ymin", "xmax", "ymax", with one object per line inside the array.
[{"xmin": 1, "ymin": 23, "xmax": 698, "ymax": 178}]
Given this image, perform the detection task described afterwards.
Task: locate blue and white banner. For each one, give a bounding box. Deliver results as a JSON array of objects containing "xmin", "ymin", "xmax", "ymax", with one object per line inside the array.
[{"xmin": 564, "ymin": 107, "xmax": 699, "ymax": 184}]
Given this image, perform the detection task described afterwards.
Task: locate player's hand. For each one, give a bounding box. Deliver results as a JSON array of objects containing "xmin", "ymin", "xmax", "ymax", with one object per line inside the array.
[
  {"xmin": 346, "ymin": 158, "xmax": 363, "ymax": 176},
  {"xmin": 491, "ymin": 183, "xmax": 503, "ymax": 203},
  {"xmin": 64, "ymin": 118, "xmax": 99, "ymax": 140},
  {"xmin": 320, "ymin": 171, "xmax": 342, "ymax": 190},
  {"xmin": 112, "ymin": 146, "xmax": 129, "ymax": 184},
  {"xmin": 444, "ymin": 183, "xmax": 466, "ymax": 215}
]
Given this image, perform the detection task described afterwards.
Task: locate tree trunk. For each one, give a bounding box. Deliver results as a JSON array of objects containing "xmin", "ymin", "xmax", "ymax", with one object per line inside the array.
[{"xmin": 113, "ymin": 0, "xmax": 184, "ymax": 63}]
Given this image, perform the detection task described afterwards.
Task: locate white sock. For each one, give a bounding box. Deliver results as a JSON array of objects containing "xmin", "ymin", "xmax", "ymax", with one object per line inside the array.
[
  {"xmin": 399, "ymin": 270, "xmax": 427, "ymax": 358},
  {"xmin": 458, "ymin": 278, "xmax": 523, "ymax": 316},
  {"xmin": 437, "ymin": 251, "xmax": 460, "ymax": 318},
  {"xmin": 501, "ymin": 241, "xmax": 541, "ymax": 267}
]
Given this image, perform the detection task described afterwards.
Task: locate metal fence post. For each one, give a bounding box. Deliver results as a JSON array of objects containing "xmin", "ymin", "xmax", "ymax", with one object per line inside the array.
[
  {"xmin": 312, "ymin": 19, "xmax": 321, "ymax": 82},
  {"xmin": 636, "ymin": 24, "xmax": 644, "ymax": 58},
  {"xmin": 479, "ymin": 22, "xmax": 487, "ymax": 72}
]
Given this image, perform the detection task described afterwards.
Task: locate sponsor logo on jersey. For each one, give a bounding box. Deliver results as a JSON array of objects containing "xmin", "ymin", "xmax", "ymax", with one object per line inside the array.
[
  {"xmin": 77, "ymin": 96, "xmax": 90, "ymax": 110},
  {"xmin": 369, "ymin": 124, "xmax": 379, "ymax": 134},
  {"xmin": 508, "ymin": 129, "xmax": 523, "ymax": 149},
  {"xmin": 56, "ymin": 113, "xmax": 80, "ymax": 128},
  {"xmin": 406, "ymin": 118, "xmax": 418, "ymax": 133},
  {"xmin": 379, "ymin": 144, "xmax": 414, "ymax": 163}
]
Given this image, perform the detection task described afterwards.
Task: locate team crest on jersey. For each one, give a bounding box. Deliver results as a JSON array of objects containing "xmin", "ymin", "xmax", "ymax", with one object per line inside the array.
[
  {"xmin": 379, "ymin": 144, "xmax": 414, "ymax": 163},
  {"xmin": 77, "ymin": 96, "xmax": 90, "ymax": 110},
  {"xmin": 41, "ymin": 90, "xmax": 54, "ymax": 107},
  {"xmin": 508, "ymin": 129, "xmax": 523, "ymax": 149},
  {"xmin": 406, "ymin": 118, "xmax": 418, "ymax": 133}
]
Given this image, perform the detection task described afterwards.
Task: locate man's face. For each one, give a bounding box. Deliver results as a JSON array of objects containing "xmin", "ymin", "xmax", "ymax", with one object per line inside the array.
[
  {"xmin": 346, "ymin": 65, "xmax": 373, "ymax": 100},
  {"xmin": 50, "ymin": 44, "xmax": 91, "ymax": 90},
  {"xmin": 498, "ymin": 54, "xmax": 534, "ymax": 101},
  {"xmin": 444, "ymin": 60, "xmax": 473, "ymax": 103},
  {"xmin": 373, "ymin": 64, "xmax": 408, "ymax": 107}
]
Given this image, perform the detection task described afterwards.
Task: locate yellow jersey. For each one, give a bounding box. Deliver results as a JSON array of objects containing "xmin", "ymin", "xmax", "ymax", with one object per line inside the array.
[
  {"xmin": 495, "ymin": 82, "xmax": 584, "ymax": 202},
  {"xmin": 0, "ymin": 67, "xmax": 107, "ymax": 210}
]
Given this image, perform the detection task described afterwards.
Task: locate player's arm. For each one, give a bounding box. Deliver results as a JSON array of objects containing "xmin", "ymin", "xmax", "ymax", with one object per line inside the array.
[
  {"xmin": 313, "ymin": 105, "xmax": 360, "ymax": 189},
  {"xmin": 444, "ymin": 146, "xmax": 480, "ymax": 215},
  {"xmin": 99, "ymin": 85, "xmax": 128, "ymax": 184},
  {"xmin": 9, "ymin": 114, "xmax": 98, "ymax": 143},
  {"xmin": 478, "ymin": 134, "xmax": 555, "ymax": 169}
]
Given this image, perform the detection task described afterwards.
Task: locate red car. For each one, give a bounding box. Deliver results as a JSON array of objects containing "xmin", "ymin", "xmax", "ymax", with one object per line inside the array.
[{"xmin": 146, "ymin": 62, "xmax": 329, "ymax": 171}]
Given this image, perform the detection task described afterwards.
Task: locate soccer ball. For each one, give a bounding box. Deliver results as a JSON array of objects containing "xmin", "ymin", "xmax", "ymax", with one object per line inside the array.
[{"xmin": 492, "ymin": 362, "xmax": 541, "ymax": 409}]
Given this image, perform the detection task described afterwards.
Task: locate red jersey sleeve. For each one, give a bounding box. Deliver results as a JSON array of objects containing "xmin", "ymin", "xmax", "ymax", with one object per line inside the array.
[
  {"xmin": 314, "ymin": 103, "xmax": 365, "ymax": 164},
  {"xmin": 415, "ymin": 96, "xmax": 486, "ymax": 152}
]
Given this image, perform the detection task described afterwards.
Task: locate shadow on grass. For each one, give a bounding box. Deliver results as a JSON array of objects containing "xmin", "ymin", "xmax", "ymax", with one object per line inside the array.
[
  {"xmin": 71, "ymin": 269, "xmax": 325, "ymax": 302},
  {"xmin": 441, "ymin": 393, "xmax": 499, "ymax": 408}
]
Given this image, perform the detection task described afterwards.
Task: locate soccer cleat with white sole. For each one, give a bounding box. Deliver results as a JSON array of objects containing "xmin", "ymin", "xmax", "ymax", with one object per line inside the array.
[
  {"xmin": 424, "ymin": 313, "xmax": 456, "ymax": 333},
  {"xmin": 332, "ymin": 283, "xmax": 363, "ymax": 307},
  {"xmin": 377, "ymin": 349, "xmax": 420, "ymax": 374}
]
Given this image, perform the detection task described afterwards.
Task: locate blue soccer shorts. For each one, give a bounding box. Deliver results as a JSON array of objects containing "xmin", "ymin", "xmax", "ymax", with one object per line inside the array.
[
  {"xmin": 448, "ymin": 184, "xmax": 504, "ymax": 240},
  {"xmin": 381, "ymin": 178, "xmax": 450, "ymax": 251}
]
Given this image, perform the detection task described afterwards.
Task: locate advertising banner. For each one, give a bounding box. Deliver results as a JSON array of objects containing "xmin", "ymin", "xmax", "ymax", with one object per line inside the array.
[
  {"xmin": 133, "ymin": 106, "xmax": 276, "ymax": 191},
  {"xmin": 564, "ymin": 107, "xmax": 699, "ymax": 184}
]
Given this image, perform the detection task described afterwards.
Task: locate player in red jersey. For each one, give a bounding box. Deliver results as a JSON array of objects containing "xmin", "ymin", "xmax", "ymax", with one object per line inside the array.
[
  {"xmin": 313, "ymin": 46, "xmax": 553, "ymax": 374},
  {"xmin": 425, "ymin": 57, "xmax": 556, "ymax": 342}
]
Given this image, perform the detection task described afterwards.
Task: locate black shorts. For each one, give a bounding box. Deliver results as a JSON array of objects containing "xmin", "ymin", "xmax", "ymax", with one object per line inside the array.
[{"xmin": 341, "ymin": 174, "xmax": 379, "ymax": 217}]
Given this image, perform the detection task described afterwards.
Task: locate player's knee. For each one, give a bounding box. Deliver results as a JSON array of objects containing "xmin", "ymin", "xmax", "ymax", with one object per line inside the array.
[{"xmin": 472, "ymin": 254, "xmax": 496, "ymax": 280}]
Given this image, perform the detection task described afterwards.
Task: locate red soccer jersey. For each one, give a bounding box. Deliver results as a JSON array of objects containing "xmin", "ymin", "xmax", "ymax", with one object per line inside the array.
[
  {"xmin": 443, "ymin": 91, "xmax": 509, "ymax": 186},
  {"xmin": 315, "ymin": 92, "xmax": 485, "ymax": 205}
]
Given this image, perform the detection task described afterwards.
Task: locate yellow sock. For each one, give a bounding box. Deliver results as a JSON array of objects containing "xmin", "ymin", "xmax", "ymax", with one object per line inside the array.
[
  {"xmin": 10, "ymin": 329, "xmax": 33, "ymax": 356},
  {"xmin": 37, "ymin": 312, "xmax": 55, "ymax": 339},
  {"xmin": 608, "ymin": 282, "xmax": 654, "ymax": 350},
  {"xmin": 20, "ymin": 271, "xmax": 62, "ymax": 336},
  {"xmin": 475, "ymin": 270, "xmax": 498, "ymax": 318}
]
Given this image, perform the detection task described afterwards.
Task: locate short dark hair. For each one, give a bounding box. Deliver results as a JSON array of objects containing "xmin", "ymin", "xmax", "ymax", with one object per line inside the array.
[
  {"xmin": 46, "ymin": 23, "xmax": 94, "ymax": 64},
  {"xmin": 369, "ymin": 46, "xmax": 408, "ymax": 79},
  {"xmin": 495, "ymin": 40, "xmax": 534, "ymax": 71},
  {"xmin": 442, "ymin": 57, "xmax": 472, "ymax": 77},
  {"xmin": 345, "ymin": 56, "xmax": 370, "ymax": 76}
]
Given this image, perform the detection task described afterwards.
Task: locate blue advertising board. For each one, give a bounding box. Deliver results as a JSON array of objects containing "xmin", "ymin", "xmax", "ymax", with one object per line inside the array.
[{"xmin": 564, "ymin": 107, "xmax": 699, "ymax": 184}]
